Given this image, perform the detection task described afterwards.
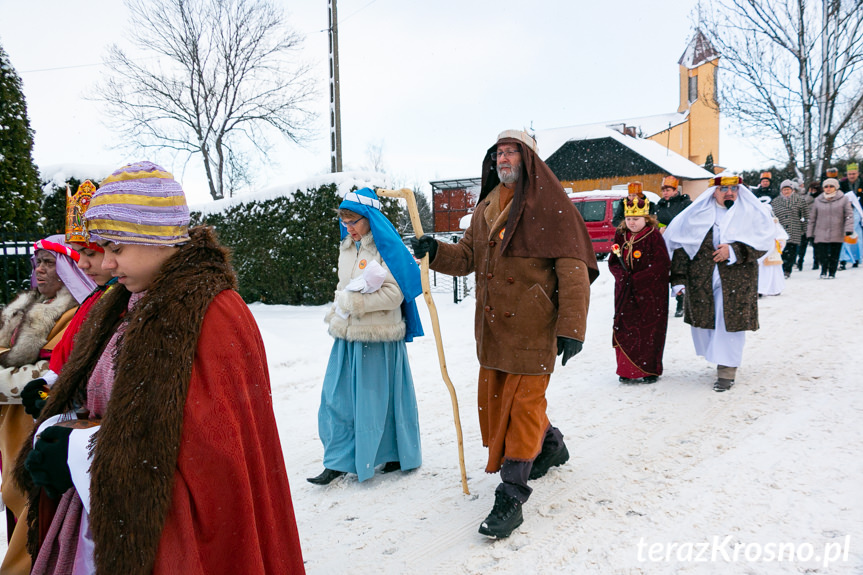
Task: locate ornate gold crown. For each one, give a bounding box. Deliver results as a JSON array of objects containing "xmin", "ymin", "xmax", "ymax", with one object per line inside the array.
[
  {"xmin": 623, "ymin": 196, "xmax": 651, "ymax": 217},
  {"xmin": 66, "ymin": 180, "xmax": 96, "ymax": 244}
]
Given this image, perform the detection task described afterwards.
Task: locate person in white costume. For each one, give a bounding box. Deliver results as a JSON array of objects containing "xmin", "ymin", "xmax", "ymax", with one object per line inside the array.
[{"xmin": 663, "ymin": 174, "xmax": 775, "ymax": 392}]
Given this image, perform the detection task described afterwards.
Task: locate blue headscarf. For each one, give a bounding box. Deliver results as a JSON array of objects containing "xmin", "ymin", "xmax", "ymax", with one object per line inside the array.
[{"xmin": 339, "ymin": 188, "xmax": 424, "ymax": 342}]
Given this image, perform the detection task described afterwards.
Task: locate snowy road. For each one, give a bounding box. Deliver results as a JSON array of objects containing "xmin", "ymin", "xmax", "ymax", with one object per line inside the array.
[{"xmin": 264, "ymin": 261, "xmax": 861, "ymax": 574}]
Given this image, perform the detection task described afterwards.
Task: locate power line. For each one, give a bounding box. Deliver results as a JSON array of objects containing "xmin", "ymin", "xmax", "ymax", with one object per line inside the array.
[{"xmin": 315, "ymin": 0, "xmax": 381, "ymax": 33}]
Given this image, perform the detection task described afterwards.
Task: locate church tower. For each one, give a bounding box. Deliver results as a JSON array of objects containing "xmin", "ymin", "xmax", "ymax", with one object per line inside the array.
[{"xmin": 677, "ymin": 30, "xmax": 720, "ymax": 167}]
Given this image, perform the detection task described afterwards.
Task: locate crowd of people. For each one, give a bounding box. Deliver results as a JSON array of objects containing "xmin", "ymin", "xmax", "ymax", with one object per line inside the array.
[{"xmin": 1, "ymin": 143, "xmax": 860, "ymax": 567}]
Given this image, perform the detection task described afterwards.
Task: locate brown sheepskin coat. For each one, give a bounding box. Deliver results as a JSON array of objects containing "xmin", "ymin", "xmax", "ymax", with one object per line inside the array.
[
  {"xmin": 431, "ymin": 185, "xmax": 591, "ymax": 375},
  {"xmin": 15, "ymin": 226, "xmax": 305, "ymax": 575},
  {"xmin": 670, "ymin": 229, "xmax": 765, "ymax": 333}
]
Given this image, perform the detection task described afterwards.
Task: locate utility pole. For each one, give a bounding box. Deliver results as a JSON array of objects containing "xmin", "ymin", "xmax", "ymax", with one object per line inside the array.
[{"xmin": 328, "ymin": 0, "xmax": 343, "ymax": 172}]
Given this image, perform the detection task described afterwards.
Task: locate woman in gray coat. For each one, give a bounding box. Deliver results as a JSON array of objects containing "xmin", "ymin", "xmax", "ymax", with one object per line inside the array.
[{"xmin": 807, "ymin": 178, "xmax": 854, "ymax": 278}]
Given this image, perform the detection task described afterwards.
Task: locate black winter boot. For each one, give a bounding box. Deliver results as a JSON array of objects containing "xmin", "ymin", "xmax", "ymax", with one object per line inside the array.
[
  {"xmin": 306, "ymin": 468, "xmax": 346, "ymax": 485},
  {"xmin": 529, "ymin": 442, "xmax": 570, "ymax": 480},
  {"xmin": 479, "ymin": 491, "xmax": 523, "ymax": 538}
]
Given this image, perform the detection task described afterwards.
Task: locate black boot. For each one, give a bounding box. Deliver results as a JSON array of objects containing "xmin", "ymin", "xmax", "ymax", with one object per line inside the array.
[
  {"xmin": 307, "ymin": 468, "xmax": 346, "ymax": 485},
  {"xmin": 529, "ymin": 441, "xmax": 570, "ymax": 480},
  {"xmin": 478, "ymin": 491, "xmax": 523, "ymax": 538},
  {"xmin": 674, "ymin": 294, "xmax": 684, "ymax": 318},
  {"xmin": 381, "ymin": 461, "xmax": 401, "ymax": 473},
  {"xmin": 839, "ymin": 261, "xmax": 847, "ymax": 271}
]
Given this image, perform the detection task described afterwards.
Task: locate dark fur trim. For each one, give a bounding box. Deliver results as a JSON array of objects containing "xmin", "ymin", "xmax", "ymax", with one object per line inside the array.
[{"xmin": 15, "ymin": 226, "xmax": 237, "ymax": 573}]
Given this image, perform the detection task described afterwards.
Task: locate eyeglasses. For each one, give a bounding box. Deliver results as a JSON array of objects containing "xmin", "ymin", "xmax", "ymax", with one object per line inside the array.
[
  {"xmin": 491, "ymin": 150, "xmax": 520, "ymax": 161},
  {"xmin": 340, "ymin": 216, "xmax": 365, "ymax": 228},
  {"xmin": 823, "ymin": 184, "xmax": 836, "ymax": 189}
]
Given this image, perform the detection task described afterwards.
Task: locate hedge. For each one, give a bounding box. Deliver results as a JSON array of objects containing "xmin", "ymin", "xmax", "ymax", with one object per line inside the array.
[{"xmin": 191, "ymin": 182, "xmax": 401, "ymax": 306}]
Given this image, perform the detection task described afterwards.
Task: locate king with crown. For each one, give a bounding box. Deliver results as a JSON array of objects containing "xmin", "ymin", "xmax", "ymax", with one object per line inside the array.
[{"xmin": 608, "ymin": 182, "xmax": 671, "ymax": 384}]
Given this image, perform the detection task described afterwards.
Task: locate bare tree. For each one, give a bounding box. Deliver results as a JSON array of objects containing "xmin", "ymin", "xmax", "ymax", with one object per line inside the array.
[
  {"xmin": 99, "ymin": 0, "xmax": 317, "ymax": 200},
  {"xmin": 704, "ymin": 0, "xmax": 863, "ymax": 179},
  {"xmin": 365, "ymin": 140, "xmax": 386, "ymax": 173}
]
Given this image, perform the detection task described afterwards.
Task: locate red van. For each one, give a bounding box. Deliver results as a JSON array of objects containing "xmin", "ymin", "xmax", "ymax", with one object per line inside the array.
[{"xmin": 569, "ymin": 190, "xmax": 660, "ymax": 259}]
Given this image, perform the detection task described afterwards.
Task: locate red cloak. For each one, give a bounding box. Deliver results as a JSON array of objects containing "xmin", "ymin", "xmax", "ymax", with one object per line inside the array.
[{"xmin": 608, "ymin": 226, "xmax": 670, "ymax": 377}]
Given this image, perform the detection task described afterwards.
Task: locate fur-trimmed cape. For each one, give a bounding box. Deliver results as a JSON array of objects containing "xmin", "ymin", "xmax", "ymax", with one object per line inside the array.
[
  {"xmin": 15, "ymin": 226, "xmax": 305, "ymax": 574},
  {"xmin": 0, "ymin": 287, "xmax": 77, "ymax": 369}
]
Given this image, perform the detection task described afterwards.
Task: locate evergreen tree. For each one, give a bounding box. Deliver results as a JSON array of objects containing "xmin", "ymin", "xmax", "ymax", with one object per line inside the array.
[
  {"xmin": 41, "ymin": 177, "xmax": 103, "ymax": 235},
  {"xmin": 0, "ymin": 43, "xmax": 42, "ymax": 232},
  {"xmin": 703, "ymin": 153, "xmax": 715, "ymax": 174},
  {"xmin": 397, "ymin": 189, "xmax": 435, "ymax": 236}
]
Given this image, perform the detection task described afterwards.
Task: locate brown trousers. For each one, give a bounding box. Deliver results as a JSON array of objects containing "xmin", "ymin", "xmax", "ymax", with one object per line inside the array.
[
  {"xmin": 0, "ymin": 405, "xmax": 33, "ymax": 575},
  {"xmin": 478, "ymin": 368, "xmax": 550, "ymax": 473}
]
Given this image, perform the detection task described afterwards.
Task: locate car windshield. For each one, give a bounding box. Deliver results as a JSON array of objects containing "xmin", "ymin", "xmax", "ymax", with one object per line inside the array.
[{"xmin": 576, "ymin": 200, "xmax": 611, "ymax": 222}]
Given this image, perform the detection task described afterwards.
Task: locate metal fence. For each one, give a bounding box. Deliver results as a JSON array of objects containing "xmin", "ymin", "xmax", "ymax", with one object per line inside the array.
[
  {"xmin": 428, "ymin": 270, "xmax": 475, "ymax": 304},
  {"xmin": 1, "ymin": 229, "xmax": 40, "ymax": 305}
]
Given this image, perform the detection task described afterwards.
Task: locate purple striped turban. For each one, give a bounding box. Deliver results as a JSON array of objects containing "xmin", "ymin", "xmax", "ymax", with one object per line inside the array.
[{"xmin": 85, "ymin": 161, "xmax": 190, "ymax": 246}]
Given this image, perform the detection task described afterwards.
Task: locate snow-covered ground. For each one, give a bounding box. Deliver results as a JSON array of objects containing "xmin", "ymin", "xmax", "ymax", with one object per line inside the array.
[
  {"xmin": 264, "ymin": 260, "xmax": 861, "ymax": 574},
  {"xmin": 4, "ymin": 261, "xmax": 860, "ymax": 574}
]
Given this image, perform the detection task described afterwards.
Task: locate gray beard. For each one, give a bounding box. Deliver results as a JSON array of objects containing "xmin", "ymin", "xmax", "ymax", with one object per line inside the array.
[{"xmin": 497, "ymin": 165, "xmax": 520, "ymax": 184}]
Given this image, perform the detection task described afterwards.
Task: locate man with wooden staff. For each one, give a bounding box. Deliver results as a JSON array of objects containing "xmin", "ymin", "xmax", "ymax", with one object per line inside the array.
[{"xmin": 411, "ymin": 129, "xmax": 598, "ymax": 539}]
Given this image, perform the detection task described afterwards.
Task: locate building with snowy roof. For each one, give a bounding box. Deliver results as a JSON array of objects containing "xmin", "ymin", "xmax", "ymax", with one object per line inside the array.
[{"xmin": 429, "ymin": 30, "xmax": 722, "ymax": 232}]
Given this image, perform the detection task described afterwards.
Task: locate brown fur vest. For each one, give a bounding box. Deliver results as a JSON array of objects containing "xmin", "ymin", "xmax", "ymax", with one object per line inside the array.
[{"xmin": 14, "ymin": 226, "xmax": 237, "ymax": 574}]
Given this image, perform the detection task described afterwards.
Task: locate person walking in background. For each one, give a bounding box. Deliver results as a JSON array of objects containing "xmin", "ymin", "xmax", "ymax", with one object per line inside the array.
[
  {"xmin": 411, "ymin": 129, "xmax": 598, "ymax": 539},
  {"xmin": 655, "ymin": 175, "xmax": 692, "ymax": 317},
  {"xmin": 15, "ymin": 162, "xmax": 305, "ymax": 574},
  {"xmin": 309, "ymin": 187, "xmax": 424, "ymax": 486},
  {"xmin": 839, "ymin": 162, "xmax": 862, "ymax": 195},
  {"xmin": 608, "ymin": 184, "xmax": 670, "ymax": 384},
  {"xmin": 663, "ymin": 174, "xmax": 774, "ymax": 392},
  {"xmin": 771, "ymin": 179, "xmax": 809, "ymax": 279},
  {"xmin": 838, "ymin": 167, "xmax": 863, "ymax": 270},
  {"xmin": 798, "ymin": 181, "xmax": 823, "ymax": 270},
  {"xmin": 808, "ymin": 178, "xmax": 854, "ymax": 279},
  {"xmin": 756, "ymin": 201, "xmax": 788, "ymax": 296},
  {"xmin": 752, "ymin": 171, "xmax": 777, "ymax": 200}
]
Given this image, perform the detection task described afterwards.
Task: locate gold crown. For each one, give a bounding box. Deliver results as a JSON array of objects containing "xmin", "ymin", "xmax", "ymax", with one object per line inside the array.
[
  {"xmin": 623, "ymin": 197, "xmax": 651, "ymax": 217},
  {"xmin": 66, "ymin": 180, "xmax": 97, "ymax": 244}
]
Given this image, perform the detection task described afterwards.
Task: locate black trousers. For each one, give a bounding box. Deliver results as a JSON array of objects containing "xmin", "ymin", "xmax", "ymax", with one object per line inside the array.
[
  {"xmin": 781, "ymin": 242, "xmax": 798, "ymax": 275},
  {"xmin": 796, "ymin": 235, "xmax": 812, "ymax": 266},
  {"xmin": 814, "ymin": 242, "xmax": 842, "ymax": 276}
]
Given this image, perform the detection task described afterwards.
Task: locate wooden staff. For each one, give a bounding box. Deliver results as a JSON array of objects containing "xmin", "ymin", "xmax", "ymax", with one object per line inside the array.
[{"xmin": 376, "ymin": 187, "xmax": 469, "ymax": 495}]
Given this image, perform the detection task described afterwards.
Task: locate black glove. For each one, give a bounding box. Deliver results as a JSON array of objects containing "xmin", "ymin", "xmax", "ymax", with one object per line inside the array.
[
  {"xmin": 21, "ymin": 378, "xmax": 50, "ymax": 418},
  {"xmin": 846, "ymin": 231, "xmax": 853, "ymax": 236},
  {"xmin": 25, "ymin": 425, "xmax": 74, "ymax": 499},
  {"xmin": 556, "ymin": 337, "xmax": 583, "ymax": 366},
  {"xmin": 410, "ymin": 236, "xmax": 438, "ymax": 262}
]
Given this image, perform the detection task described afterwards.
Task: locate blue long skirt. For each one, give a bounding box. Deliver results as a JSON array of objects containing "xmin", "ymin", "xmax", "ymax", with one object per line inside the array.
[{"xmin": 318, "ymin": 338, "xmax": 422, "ymax": 482}]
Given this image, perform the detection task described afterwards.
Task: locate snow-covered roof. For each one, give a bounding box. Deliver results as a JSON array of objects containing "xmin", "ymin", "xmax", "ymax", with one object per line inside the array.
[
  {"xmin": 189, "ymin": 171, "xmax": 391, "ymax": 216},
  {"xmin": 535, "ymin": 123, "xmax": 715, "ymax": 180},
  {"xmin": 567, "ymin": 189, "xmax": 661, "ymax": 204},
  {"xmin": 678, "ymin": 29, "xmax": 719, "ymax": 69}
]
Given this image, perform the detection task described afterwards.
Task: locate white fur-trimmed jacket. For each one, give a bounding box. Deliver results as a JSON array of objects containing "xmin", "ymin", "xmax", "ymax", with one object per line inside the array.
[
  {"xmin": 0, "ymin": 286, "xmax": 77, "ymax": 402},
  {"xmin": 325, "ymin": 233, "xmax": 406, "ymax": 342}
]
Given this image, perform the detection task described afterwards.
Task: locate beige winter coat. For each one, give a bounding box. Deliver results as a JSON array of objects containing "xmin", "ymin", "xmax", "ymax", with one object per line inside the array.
[
  {"xmin": 325, "ymin": 233, "xmax": 406, "ymax": 342},
  {"xmin": 807, "ymin": 192, "xmax": 853, "ymax": 243}
]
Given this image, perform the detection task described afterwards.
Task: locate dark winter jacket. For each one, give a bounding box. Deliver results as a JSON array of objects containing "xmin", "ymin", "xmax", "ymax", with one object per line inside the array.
[
  {"xmin": 771, "ymin": 193, "xmax": 809, "ymax": 242},
  {"xmin": 752, "ymin": 184, "xmax": 777, "ymax": 201},
  {"xmin": 655, "ymin": 193, "xmax": 693, "ymax": 227},
  {"xmin": 807, "ymin": 192, "xmax": 853, "ymax": 243},
  {"xmin": 670, "ymin": 229, "xmax": 764, "ymax": 333},
  {"xmin": 612, "ymin": 197, "xmax": 657, "ymax": 227},
  {"xmin": 840, "ymin": 177, "xmax": 863, "ymax": 195}
]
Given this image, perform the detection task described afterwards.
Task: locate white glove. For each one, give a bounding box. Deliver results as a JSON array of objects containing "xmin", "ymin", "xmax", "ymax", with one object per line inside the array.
[
  {"xmin": 359, "ymin": 260, "xmax": 386, "ymax": 293},
  {"xmin": 344, "ymin": 260, "xmax": 386, "ymax": 294}
]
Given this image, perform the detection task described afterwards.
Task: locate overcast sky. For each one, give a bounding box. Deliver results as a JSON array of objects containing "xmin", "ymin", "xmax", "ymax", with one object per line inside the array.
[{"xmin": 0, "ymin": 0, "xmax": 771, "ymax": 203}]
